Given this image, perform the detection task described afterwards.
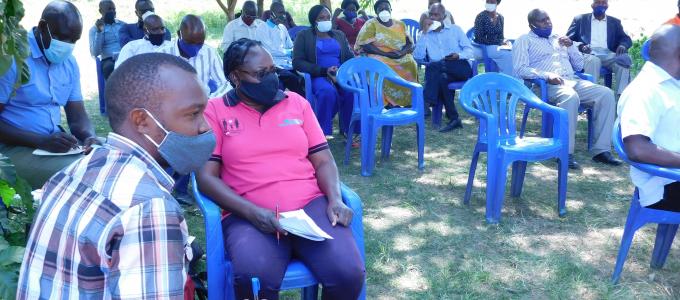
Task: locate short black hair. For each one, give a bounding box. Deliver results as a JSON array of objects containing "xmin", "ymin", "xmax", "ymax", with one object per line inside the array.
[
  {"xmin": 270, "ymin": 1, "xmax": 284, "ymax": 11},
  {"xmin": 222, "ymin": 38, "xmax": 263, "ymax": 87},
  {"xmin": 373, "ymin": 0, "xmax": 391, "ymax": 13},
  {"xmin": 341, "ymin": 0, "xmax": 360, "ymax": 10},
  {"xmin": 105, "ymin": 53, "xmax": 196, "ymax": 131},
  {"xmin": 527, "ymin": 9, "xmax": 543, "ymax": 25},
  {"xmin": 308, "ymin": 4, "xmax": 329, "ymax": 27}
]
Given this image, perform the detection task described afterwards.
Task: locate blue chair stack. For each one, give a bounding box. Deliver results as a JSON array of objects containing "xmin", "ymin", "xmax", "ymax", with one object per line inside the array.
[
  {"xmin": 94, "ymin": 56, "xmax": 106, "ymax": 115},
  {"xmin": 460, "ymin": 73, "xmax": 569, "ymax": 223},
  {"xmin": 190, "ymin": 174, "xmax": 367, "ymax": 299},
  {"xmin": 336, "ymin": 57, "xmax": 425, "ymax": 176},
  {"xmin": 610, "ymin": 121, "xmax": 680, "ymax": 284}
]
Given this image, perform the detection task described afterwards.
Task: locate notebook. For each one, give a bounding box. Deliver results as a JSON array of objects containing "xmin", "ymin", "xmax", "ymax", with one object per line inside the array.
[
  {"xmin": 32, "ymin": 146, "xmax": 83, "ymax": 156},
  {"xmin": 279, "ymin": 209, "xmax": 333, "ymax": 241}
]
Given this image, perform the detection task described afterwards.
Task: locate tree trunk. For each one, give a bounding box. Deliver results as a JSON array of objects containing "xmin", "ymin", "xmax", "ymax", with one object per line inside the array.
[
  {"xmin": 320, "ymin": 0, "xmax": 332, "ymax": 9},
  {"xmin": 215, "ymin": 0, "xmax": 237, "ymax": 21},
  {"xmin": 257, "ymin": 0, "xmax": 264, "ymax": 17}
]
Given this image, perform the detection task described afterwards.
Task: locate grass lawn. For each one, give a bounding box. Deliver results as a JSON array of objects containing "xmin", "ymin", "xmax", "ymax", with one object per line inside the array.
[{"xmin": 82, "ymin": 87, "xmax": 680, "ymax": 299}]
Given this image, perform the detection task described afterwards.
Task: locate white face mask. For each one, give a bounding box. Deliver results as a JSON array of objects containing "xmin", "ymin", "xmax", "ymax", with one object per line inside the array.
[
  {"xmin": 317, "ymin": 20, "xmax": 332, "ymax": 32},
  {"xmin": 485, "ymin": 3, "xmax": 497, "ymax": 12},
  {"xmin": 429, "ymin": 20, "xmax": 442, "ymax": 31},
  {"xmin": 378, "ymin": 10, "xmax": 391, "ymax": 22}
]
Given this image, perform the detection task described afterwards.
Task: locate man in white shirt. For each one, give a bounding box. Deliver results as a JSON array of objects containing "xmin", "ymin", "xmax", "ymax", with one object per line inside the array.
[
  {"xmin": 256, "ymin": 2, "xmax": 304, "ymax": 95},
  {"xmin": 157, "ymin": 14, "xmax": 230, "ymax": 97},
  {"xmin": 567, "ymin": 0, "xmax": 633, "ymax": 95},
  {"xmin": 618, "ymin": 25, "xmax": 680, "ymax": 211},
  {"xmin": 115, "ymin": 13, "xmax": 170, "ymax": 68},
  {"xmin": 220, "ymin": 1, "xmax": 264, "ymax": 51}
]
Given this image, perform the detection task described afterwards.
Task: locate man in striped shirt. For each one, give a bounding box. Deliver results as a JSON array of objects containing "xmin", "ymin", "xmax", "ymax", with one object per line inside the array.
[
  {"xmin": 17, "ymin": 53, "xmax": 215, "ymax": 299},
  {"xmin": 513, "ymin": 9, "xmax": 621, "ymax": 169}
]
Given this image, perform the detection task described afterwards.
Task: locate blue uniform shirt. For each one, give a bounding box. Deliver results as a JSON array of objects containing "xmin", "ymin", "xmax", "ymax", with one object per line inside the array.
[{"xmin": 0, "ymin": 29, "xmax": 83, "ymax": 136}]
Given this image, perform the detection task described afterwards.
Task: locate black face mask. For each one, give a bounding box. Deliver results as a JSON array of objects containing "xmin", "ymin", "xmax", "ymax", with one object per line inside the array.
[
  {"xmin": 104, "ymin": 11, "xmax": 116, "ymax": 24},
  {"xmin": 238, "ymin": 72, "xmax": 282, "ymax": 107},
  {"xmin": 146, "ymin": 32, "xmax": 165, "ymax": 46}
]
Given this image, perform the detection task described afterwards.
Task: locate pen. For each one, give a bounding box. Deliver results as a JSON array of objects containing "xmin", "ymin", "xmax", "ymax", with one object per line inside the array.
[
  {"xmin": 276, "ymin": 204, "xmax": 280, "ymax": 245},
  {"xmin": 57, "ymin": 125, "xmax": 77, "ymax": 150}
]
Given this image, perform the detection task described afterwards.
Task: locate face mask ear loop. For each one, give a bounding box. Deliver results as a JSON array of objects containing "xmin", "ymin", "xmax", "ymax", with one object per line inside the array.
[{"xmin": 142, "ymin": 109, "xmax": 169, "ymax": 147}]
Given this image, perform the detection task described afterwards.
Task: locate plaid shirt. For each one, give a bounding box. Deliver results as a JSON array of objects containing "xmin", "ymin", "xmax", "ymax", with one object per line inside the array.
[{"xmin": 17, "ymin": 133, "xmax": 189, "ymax": 299}]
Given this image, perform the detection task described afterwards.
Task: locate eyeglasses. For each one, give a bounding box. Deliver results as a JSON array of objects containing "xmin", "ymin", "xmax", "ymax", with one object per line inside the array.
[{"xmin": 238, "ymin": 67, "xmax": 278, "ymax": 81}]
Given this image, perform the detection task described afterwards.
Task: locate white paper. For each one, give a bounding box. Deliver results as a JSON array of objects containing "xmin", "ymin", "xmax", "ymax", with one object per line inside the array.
[
  {"xmin": 32, "ymin": 146, "xmax": 83, "ymax": 156},
  {"xmin": 279, "ymin": 209, "xmax": 333, "ymax": 241},
  {"xmin": 498, "ymin": 44, "xmax": 513, "ymax": 51}
]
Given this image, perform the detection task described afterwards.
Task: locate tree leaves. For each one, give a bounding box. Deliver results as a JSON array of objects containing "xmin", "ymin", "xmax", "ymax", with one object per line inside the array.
[{"xmin": 0, "ymin": 0, "xmax": 30, "ymax": 88}]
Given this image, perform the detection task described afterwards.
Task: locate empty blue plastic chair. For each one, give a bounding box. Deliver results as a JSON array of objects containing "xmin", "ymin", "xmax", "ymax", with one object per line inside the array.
[
  {"xmin": 288, "ymin": 25, "xmax": 309, "ymax": 41},
  {"xmin": 460, "ymin": 73, "xmax": 569, "ymax": 223},
  {"xmin": 190, "ymin": 174, "xmax": 367, "ymax": 299},
  {"xmin": 336, "ymin": 57, "xmax": 425, "ymax": 176},
  {"xmin": 519, "ymin": 72, "xmax": 595, "ymax": 151},
  {"xmin": 94, "ymin": 56, "xmax": 106, "ymax": 115},
  {"xmin": 610, "ymin": 121, "xmax": 680, "ymax": 284}
]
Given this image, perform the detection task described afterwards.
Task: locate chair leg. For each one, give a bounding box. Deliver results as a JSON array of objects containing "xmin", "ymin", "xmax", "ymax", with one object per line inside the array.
[
  {"xmin": 556, "ymin": 154, "xmax": 568, "ymax": 216},
  {"xmin": 416, "ymin": 120, "xmax": 425, "ymax": 170},
  {"xmin": 651, "ymin": 224, "xmax": 679, "ymax": 269},
  {"xmin": 302, "ymin": 285, "xmax": 319, "ymax": 300},
  {"xmin": 489, "ymin": 161, "xmax": 509, "ymax": 224},
  {"xmin": 587, "ymin": 109, "xmax": 594, "ymax": 152},
  {"xmin": 510, "ymin": 161, "xmax": 527, "ymax": 198},
  {"xmin": 381, "ymin": 126, "xmax": 393, "ymax": 161},
  {"xmin": 520, "ymin": 107, "xmax": 530, "ymax": 138},
  {"xmin": 344, "ymin": 120, "xmax": 357, "ymax": 165},
  {"xmin": 464, "ymin": 148, "xmax": 481, "ymax": 205},
  {"xmin": 611, "ymin": 196, "xmax": 642, "ymax": 284},
  {"xmin": 361, "ymin": 124, "xmax": 379, "ymax": 177}
]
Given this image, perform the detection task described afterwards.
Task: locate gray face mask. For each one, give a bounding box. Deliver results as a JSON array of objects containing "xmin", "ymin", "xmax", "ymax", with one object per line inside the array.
[{"xmin": 143, "ymin": 109, "xmax": 216, "ymax": 175}]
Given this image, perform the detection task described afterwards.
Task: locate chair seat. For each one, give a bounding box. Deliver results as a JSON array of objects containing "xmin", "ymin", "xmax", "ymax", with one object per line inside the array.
[
  {"xmin": 371, "ymin": 107, "xmax": 420, "ymax": 123},
  {"xmin": 280, "ymin": 260, "xmax": 318, "ymax": 290},
  {"xmin": 500, "ymin": 136, "xmax": 563, "ymax": 156}
]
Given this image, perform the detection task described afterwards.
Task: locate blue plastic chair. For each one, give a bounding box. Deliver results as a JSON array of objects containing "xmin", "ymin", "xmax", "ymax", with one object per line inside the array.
[
  {"xmin": 610, "ymin": 121, "xmax": 680, "ymax": 284},
  {"xmin": 460, "ymin": 73, "xmax": 569, "ymax": 223},
  {"xmin": 190, "ymin": 174, "xmax": 367, "ymax": 300},
  {"xmin": 429, "ymin": 60, "xmax": 479, "ymax": 129},
  {"xmin": 466, "ymin": 28, "xmax": 499, "ymax": 73},
  {"xmin": 641, "ymin": 39, "xmax": 650, "ymax": 61},
  {"xmin": 519, "ymin": 72, "xmax": 595, "ymax": 151},
  {"xmin": 288, "ymin": 25, "xmax": 309, "ymax": 41},
  {"xmin": 336, "ymin": 57, "xmax": 425, "ymax": 176},
  {"xmin": 94, "ymin": 56, "xmax": 106, "ymax": 115},
  {"xmin": 301, "ymin": 72, "xmax": 317, "ymax": 112},
  {"xmin": 400, "ymin": 18, "xmax": 420, "ymax": 45}
]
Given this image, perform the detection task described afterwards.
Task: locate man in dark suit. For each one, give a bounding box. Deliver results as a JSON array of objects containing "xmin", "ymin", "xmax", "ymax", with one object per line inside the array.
[{"xmin": 567, "ymin": 0, "xmax": 632, "ymax": 95}]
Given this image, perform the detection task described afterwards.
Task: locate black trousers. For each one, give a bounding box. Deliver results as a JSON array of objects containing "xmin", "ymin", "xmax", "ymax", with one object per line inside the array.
[
  {"xmin": 647, "ymin": 182, "xmax": 680, "ymax": 212},
  {"xmin": 424, "ymin": 59, "xmax": 473, "ymax": 121},
  {"xmin": 277, "ymin": 69, "xmax": 305, "ymax": 96},
  {"xmin": 101, "ymin": 57, "xmax": 115, "ymax": 80}
]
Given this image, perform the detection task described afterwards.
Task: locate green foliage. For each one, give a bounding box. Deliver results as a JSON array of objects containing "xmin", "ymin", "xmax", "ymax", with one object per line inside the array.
[
  {"xmin": 0, "ymin": 0, "xmax": 30, "ymax": 88},
  {"xmin": 165, "ymin": 10, "xmax": 228, "ymax": 42},
  {"xmin": 358, "ymin": 0, "xmax": 375, "ymax": 11},
  {"xmin": 629, "ymin": 35, "xmax": 649, "ymax": 77},
  {"xmin": 0, "ymin": 236, "xmax": 24, "ymax": 300}
]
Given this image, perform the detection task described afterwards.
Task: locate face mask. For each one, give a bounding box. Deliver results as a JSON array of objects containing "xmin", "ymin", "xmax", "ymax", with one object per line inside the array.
[
  {"xmin": 104, "ymin": 11, "xmax": 116, "ymax": 24},
  {"xmin": 531, "ymin": 24, "xmax": 552, "ymax": 38},
  {"xmin": 344, "ymin": 10, "xmax": 357, "ymax": 21},
  {"xmin": 239, "ymin": 72, "xmax": 282, "ymax": 107},
  {"xmin": 143, "ymin": 109, "xmax": 216, "ymax": 175},
  {"xmin": 317, "ymin": 20, "xmax": 332, "ymax": 32},
  {"xmin": 593, "ymin": 5, "xmax": 607, "ymax": 17},
  {"xmin": 146, "ymin": 32, "xmax": 165, "ymax": 46},
  {"xmin": 485, "ymin": 3, "xmax": 497, "ymax": 12},
  {"xmin": 429, "ymin": 20, "xmax": 442, "ymax": 31},
  {"xmin": 178, "ymin": 38, "xmax": 203, "ymax": 58},
  {"xmin": 378, "ymin": 10, "xmax": 391, "ymax": 23},
  {"xmin": 267, "ymin": 18, "xmax": 277, "ymax": 28},
  {"xmin": 39, "ymin": 23, "xmax": 75, "ymax": 64}
]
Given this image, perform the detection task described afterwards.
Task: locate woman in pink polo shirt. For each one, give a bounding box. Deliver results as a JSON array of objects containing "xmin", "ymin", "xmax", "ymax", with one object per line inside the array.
[{"xmin": 197, "ymin": 38, "xmax": 365, "ymax": 300}]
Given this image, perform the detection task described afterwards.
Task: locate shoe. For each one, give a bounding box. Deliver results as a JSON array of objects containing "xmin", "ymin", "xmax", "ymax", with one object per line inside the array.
[
  {"xmin": 592, "ymin": 152, "xmax": 622, "ymax": 166},
  {"xmin": 568, "ymin": 155, "xmax": 581, "ymax": 170},
  {"xmin": 438, "ymin": 119, "xmax": 463, "ymax": 132}
]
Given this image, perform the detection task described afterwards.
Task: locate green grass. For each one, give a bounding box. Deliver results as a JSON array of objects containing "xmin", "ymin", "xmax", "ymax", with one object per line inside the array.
[{"xmin": 80, "ymin": 85, "xmax": 680, "ymax": 298}]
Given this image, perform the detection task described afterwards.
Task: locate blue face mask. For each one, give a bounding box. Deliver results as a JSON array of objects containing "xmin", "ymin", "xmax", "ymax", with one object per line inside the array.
[
  {"xmin": 177, "ymin": 33, "xmax": 203, "ymax": 58},
  {"xmin": 38, "ymin": 23, "xmax": 75, "ymax": 64},
  {"xmin": 143, "ymin": 109, "xmax": 216, "ymax": 175},
  {"xmin": 531, "ymin": 24, "xmax": 552, "ymax": 38},
  {"xmin": 593, "ymin": 5, "xmax": 607, "ymax": 17},
  {"xmin": 343, "ymin": 10, "xmax": 357, "ymax": 21}
]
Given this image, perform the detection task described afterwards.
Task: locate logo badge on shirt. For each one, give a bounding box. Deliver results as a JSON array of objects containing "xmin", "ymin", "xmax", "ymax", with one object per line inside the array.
[
  {"xmin": 222, "ymin": 118, "xmax": 244, "ymax": 136},
  {"xmin": 278, "ymin": 118, "xmax": 303, "ymax": 127}
]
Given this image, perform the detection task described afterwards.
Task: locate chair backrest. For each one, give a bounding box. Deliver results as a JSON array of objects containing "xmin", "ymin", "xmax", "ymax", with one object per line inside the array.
[
  {"xmin": 460, "ymin": 73, "xmax": 544, "ymax": 144},
  {"xmin": 612, "ymin": 120, "xmax": 680, "ymax": 181},
  {"xmin": 466, "ymin": 27, "xmax": 475, "ymax": 41},
  {"xmin": 336, "ymin": 57, "xmax": 398, "ymax": 116},
  {"xmin": 401, "ymin": 18, "xmax": 420, "ymax": 44},
  {"xmin": 288, "ymin": 25, "xmax": 310, "ymax": 41},
  {"xmin": 641, "ymin": 39, "xmax": 651, "ymax": 62}
]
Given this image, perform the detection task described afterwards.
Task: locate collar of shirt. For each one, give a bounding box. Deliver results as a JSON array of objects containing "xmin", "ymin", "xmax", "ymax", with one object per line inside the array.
[
  {"xmin": 28, "ymin": 28, "xmax": 45, "ymax": 59},
  {"xmin": 642, "ymin": 61, "xmax": 678, "ymax": 86},
  {"xmin": 236, "ymin": 17, "xmax": 263, "ymax": 28},
  {"xmin": 591, "ymin": 14, "xmax": 607, "ymax": 22},
  {"xmin": 105, "ymin": 132, "xmax": 175, "ymax": 191},
  {"xmin": 528, "ymin": 30, "xmax": 559, "ymax": 41}
]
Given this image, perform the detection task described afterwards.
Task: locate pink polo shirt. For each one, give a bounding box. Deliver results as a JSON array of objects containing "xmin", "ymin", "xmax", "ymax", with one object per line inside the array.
[{"xmin": 204, "ymin": 91, "xmax": 327, "ymax": 213}]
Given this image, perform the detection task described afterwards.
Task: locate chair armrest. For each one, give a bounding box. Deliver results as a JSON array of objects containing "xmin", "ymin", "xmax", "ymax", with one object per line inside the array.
[
  {"xmin": 575, "ymin": 72, "xmax": 594, "ymax": 83},
  {"xmin": 384, "ymin": 75, "xmax": 424, "ymax": 113},
  {"xmin": 632, "ymin": 163, "xmax": 680, "ymax": 182},
  {"xmin": 341, "ymin": 183, "xmax": 365, "ymax": 263}
]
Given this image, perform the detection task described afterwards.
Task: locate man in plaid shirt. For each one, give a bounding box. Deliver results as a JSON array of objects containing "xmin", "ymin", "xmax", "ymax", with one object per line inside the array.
[{"xmin": 17, "ymin": 51, "xmax": 215, "ymax": 298}]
